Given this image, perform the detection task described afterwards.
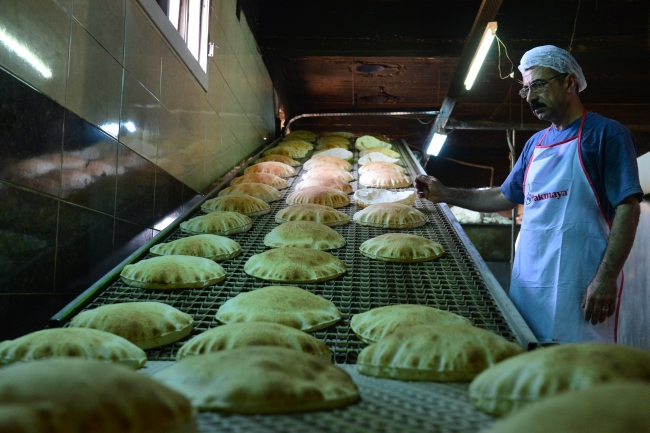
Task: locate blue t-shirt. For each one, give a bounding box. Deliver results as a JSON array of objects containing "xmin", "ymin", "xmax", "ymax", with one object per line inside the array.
[{"xmin": 501, "ymin": 112, "xmax": 643, "ymax": 222}]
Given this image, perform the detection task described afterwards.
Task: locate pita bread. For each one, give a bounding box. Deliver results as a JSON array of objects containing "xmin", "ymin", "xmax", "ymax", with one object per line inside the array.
[
  {"xmin": 230, "ymin": 173, "xmax": 288, "ymax": 190},
  {"xmin": 70, "ymin": 302, "xmax": 193, "ymax": 350},
  {"xmin": 354, "ymin": 189, "xmax": 416, "ymax": 208},
  {"xmin": 216, "ymin": 286, "xmax": 342, "ymax": 331},
  {"xmin": 296, "ymin": 177, "xmax": 353, "ymax": 194},
  {"xmin": 264, "ymin": 221, "xmax": 346, "ymax": 250},
  {"xmin": 120, "ymin": 255, "xmax": 226, "ymax": 289},
  {"xmin": 0, "ymin": 359, "xmax": 196, "ymax": 433},
  {"xmin": 278, "ymin": 139, "xmax": 314, "ymax": 151},
  {"xmin": 323, "ymin": 131, "xmax": 355, "ymax": 139},
  {"xmin": 314, "ymin": 141, "xmax": 350, "ymax": 151},
  {"xmin": 217, "ymin": 183, "xmax": 281, "ymax": 202},
  {"xmin": 468, "ymin": 342, "xmax": 650, "ymax": 416},
  {"xmin": 359, "ymin": 147, "xmax": 401, "ymax": 158},
  {"xmin": 360, "ymin": 233, "xmax": 444, "ymax": 262},
  {"xmin": 483, "ymin": 383, "xmax": 650, "ymax": 433},
  {"xmin": 312, "ymin": 148, "xmax": 353, "ymax": 161},
  {"xmin": 0, "ymin": 328, "xmax": 146, "ymax": 368},
  {"xmin": 263, "ymin": 146, "xmax": 306, "ymax": 159},
  {"xmin": 275, "ymin": 204, "xmax": 351, "ymax": 226},
  {"xmin": 305, "ymin": 156, "xmax": 352, "ymax": 171},
  {"xmin": 255, "ymin": 155, "xmax": 301, "ymax": 167},
  {"xmin": 285, "ymin": 130, "xmax": 317, "ymax": 141},
  {"xmin": 150, "ymin": 234, "xmax": 241, "ymax": 261},
  {"xmin": 354, "ymin": 135, "xmax": 392, "ymax": 151},
  {"xmin": 353, "ymin": 203, "xmax": 428, "ymax": 228},
  {"xmin": 180, "ymin": 211, "xmax": 252, "ymax": 236},
  {"xmin": 317, "ymin": 136, "xmax": 350, "ymax": 145},
  {"xmin": 359, "ymin": 170, "xmax": 412, "ymax": 188},
  {"xmin": 244, "ymin": 161, "xmax": 296, "ymax": 178},
  {"xmin": 357, "ymin": 324, "xmax": 524, "ymax": 381},
  {"xmin": 302, "ymin": 167, "xmax": 355, "ymax": 182},
  {"xmin": 154, "ymin": 347, "xmax": 359, "ymax": 413},
  {"xmin": 358, "ymin": 153, "xmax": 400, "ymax": 165},
  {"xmin": 177, "ymin": 322, "xmax": 331, "ymax": 362},
  {"xmin": 286, "ymin": 186, "xmax": 350, "ymax": 208},
  {"xmin": 351, "ymin": 305, "xmax": 473, "ymax": 344},
  {"xmin": 244, "ymin": 249, "xmax": 346, "ymax": 283},
  {"xmin": 201, "ymin": 195, "xmax": 270, "ymax": 217},
  {"xmin": 358, "ymin": 162, "xmax": 406, "ymax": 174}
]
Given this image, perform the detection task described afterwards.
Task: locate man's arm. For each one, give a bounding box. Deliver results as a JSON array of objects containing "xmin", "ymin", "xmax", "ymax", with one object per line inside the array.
[
  {"xmin": 582, "ymin": 195, "xmax": 641, "ymax": 325},
  {"xmin": 414, "ymin": 175, "xmax": 517, "ymax": 212}
]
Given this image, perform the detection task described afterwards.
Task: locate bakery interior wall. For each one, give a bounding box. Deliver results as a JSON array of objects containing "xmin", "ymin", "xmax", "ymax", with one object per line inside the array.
[{"xmin": 0, "ymin": 0, "xmax": 275, "ymax": 340}]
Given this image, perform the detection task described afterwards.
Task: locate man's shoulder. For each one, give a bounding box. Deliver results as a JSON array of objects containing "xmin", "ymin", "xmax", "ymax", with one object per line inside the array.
[{"xmin": 584, "ymin": 112, "xmax": 631, "ymax": 136}]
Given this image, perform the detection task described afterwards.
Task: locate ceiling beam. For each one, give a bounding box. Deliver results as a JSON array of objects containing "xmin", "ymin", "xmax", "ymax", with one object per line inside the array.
[{"xmin": 427, "ymin": 0, "xmax": 503, "ymax": 148}]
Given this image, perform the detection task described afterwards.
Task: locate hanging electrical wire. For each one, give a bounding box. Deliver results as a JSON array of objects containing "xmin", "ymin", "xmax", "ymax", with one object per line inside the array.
[{"xmin": 568, "ymin": 0, "xmax": 582, "ymax": 52}]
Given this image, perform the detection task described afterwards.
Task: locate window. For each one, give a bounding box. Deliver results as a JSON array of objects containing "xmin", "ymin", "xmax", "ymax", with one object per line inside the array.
[{"xmin": 138, "ymin": 0, "xmax": 210, "ymax": 90}]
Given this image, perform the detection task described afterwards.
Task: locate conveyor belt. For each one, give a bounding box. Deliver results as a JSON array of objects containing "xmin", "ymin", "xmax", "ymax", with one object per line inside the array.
[{"xmin": 66, "ymin": 140, "xmax": 520, "ymax": 364}]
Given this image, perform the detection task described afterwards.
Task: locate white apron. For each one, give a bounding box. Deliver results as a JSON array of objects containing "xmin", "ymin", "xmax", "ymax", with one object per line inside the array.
[{"xmin": 510, "ymin": 110, "xmax": 623, "ymax": 343}]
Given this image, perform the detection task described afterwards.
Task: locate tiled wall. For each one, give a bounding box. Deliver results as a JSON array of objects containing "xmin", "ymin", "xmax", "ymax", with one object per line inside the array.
[{"xmin": 0, "ymin": 0, "xmax": 275, "ymax": 340}]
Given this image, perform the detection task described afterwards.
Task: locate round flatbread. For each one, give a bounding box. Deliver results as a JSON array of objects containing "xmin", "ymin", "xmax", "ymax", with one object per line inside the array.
[
  {"xmin": 305, "ymin": 156, "xmax": 352, "ymax": 172},
  {"xmin": 120, "ymin": 255, "xmax": 226, "ymax": 289},
  {"xmin": 312, "ymin": 148, "xmax": 353, "ymax": 161},
  {"xmin": 69, "ymin": 302, "xmax": 193, "ymax": 350},
  {"xmin": 244, "ymin": 161, "xmax": 296, "ymax": 178},
  {"xmin": 154, "ymin": 347, "xmax": 359, "ymax": 414},
  {"xmin": 359, "ymin": 170, "xmax": 412, "ymax": 188},
  {"xmin": 286, "ymin": 186, "xmax": 351, "ymax": 208},
  {"xmin": 359, "ymin": 147, "xmax": 401, "ymax": 158},
  {"xmin": 278, "ymin": 139, "xmax": 314, "ymax": 151},
  {"xmin": 314, "ymin": 141, "xmax": 350, "ymax": 151},
  {"xmin": 255, "ymin": 155, "xmax": 301, "ymax": 167},
  {"xmin": 323, "ymin": 131, "xmax": 355, "ymax": 139},
  {"xmin": 177, "ymin": 322, "xmax": 331, "ymax": 362},
  {"xmin": 264, "ymin": 221, "xmax": 346, "ymax": 250},
  {"xmin": 285, "ymin": 130, "xmax": 317, "ymax": 141},
  {"xmin": 360, "ymin": 233, "xmax": 444, "ymax": 262},
  {"xmin": 358, "ymin": 162, "xmax": 406, "ymax": 174},
  {"xmin": 358, "ymin": 152, "xmax": 400, "ymax": 165},
  {"xmin": 353, "ymin": 189, "xmax": 416, "ymax": 208},
  {"xmin": 181, "ymin": 211, "xmax": 252, "ymax": 236},
  {"xmin": 317, "ymin": 136, "xmax": 350, "ymax": 146},
  {"xmin": 216, "ymin": 286, "xmax": 342, "ymax": 331},
  {"xmin": 0, "ymin": 359, "xmax": 196, "ymax": 433},
  {"xmin": 245, "ymin": 249, "xmax": 346, "ymax": 283},
  {"xmin": 150, "ymin": 234, "xmax": 242, "ymax": 261},
  {"xmin": 201, "ymin": 195, "xmax": 270, "ymax": 217},
  {"xmin": 264, "ymin": 146, "xmax": 307, "ymax": 159},
  {"xmin": 484, "ymin": 383, "xmax": 650, "ymax": 433},
  {"xmin": 354, "ymin": 135, "xmax": 392, "ymax": 151},
  {"xmin": 351, "ymin": 305, "xmax": 473, "ymax": 344},
  {"xmin": 468, "ymin": 342, "xmax": 650, "ymax": 416},
  {"xmin": 230, "ymin": 173, "xmax": 288, "ymax": 190},
  {"xmin": 302, "ymin": 168, "xmax": 355, "ymax": 182},
  {"xmin": 353, "ymin": 203, "xmax": 427, "ymax": 228},
  {"xmin": 296, "ymin": 177, "xmax": 353, "ymax": 194},
  {"xmin": 275, "ymin": 204, "xmax": 351, "ymax": 227},
  {"xmin": 0, "ymin": 328, "xmax": 146, "ymax": 368},
  {"xmin": 217, "ymin": 183, "xmax": 281, "ymax": 202},
  {"xmin": 357, "ymin": 324, "xmax": 524, "ymax": 381}
]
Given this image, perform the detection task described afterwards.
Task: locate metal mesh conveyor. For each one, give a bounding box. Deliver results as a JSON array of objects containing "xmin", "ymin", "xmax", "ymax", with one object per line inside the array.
[{"xmin": 53, "ymin": 138, "xmax": 536, "ymax": 432}]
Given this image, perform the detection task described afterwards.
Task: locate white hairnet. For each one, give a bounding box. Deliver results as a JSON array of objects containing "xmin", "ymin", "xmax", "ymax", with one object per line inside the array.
[{"xmin": 518, "ymin": 45, "xmax": 587, "ymax": 92}]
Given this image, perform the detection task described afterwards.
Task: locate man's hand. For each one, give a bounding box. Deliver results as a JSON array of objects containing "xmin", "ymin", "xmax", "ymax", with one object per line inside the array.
[
  {"xmin": 415, "ymin": 175, "xmax": 448, "ymax": 203},
  {"xmin": 582, "ymin": 276, "xmax": 617, "ymax": 325}
]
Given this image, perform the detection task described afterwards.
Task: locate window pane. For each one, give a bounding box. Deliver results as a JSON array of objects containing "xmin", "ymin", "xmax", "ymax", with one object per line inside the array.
[
  {"xmin": 186, "ymin": 0, "xmax": 201, "ymax": 62},
  {"xmin": 168, "ymin": 0, "xmax": 181, "ymax": 31}
]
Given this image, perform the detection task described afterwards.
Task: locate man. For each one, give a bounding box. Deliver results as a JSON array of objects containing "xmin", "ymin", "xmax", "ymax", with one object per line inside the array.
[{"xmin": 415, "ymin": 45, "xmax": 642, "ymax": 343}]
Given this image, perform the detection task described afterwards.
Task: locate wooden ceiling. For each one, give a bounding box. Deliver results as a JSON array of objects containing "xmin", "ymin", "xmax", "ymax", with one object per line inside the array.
[{"xmin": 241, "ymin": 0, "xmax": 650, "ymax": 187}]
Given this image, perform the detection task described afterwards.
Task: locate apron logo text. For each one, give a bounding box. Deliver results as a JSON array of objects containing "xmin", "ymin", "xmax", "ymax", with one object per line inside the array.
[{"xmin": 525, "ymin": 189, "xmax": 569, "ymax": 205}]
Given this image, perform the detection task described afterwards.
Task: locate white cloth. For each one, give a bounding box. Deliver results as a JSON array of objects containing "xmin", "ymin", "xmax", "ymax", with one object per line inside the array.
[
  {"xmin": 518, "ymin": 45, "xmax": 587, "ymax": 92},
  {"xmin": 509, "ymin": 111, "xmax": 622, "ymax": 343}
]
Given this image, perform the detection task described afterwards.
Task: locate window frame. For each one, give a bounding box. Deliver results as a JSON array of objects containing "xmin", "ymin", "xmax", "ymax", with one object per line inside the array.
[{"xmin": 137, "ymin": 0, "xmax": 209, "ymax": 91}]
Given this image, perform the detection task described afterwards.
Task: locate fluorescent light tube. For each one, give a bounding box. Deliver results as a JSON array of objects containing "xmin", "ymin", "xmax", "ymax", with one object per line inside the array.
[
  {"xmin": 426, "ymin": 133, "xmax": 447, "ymax": 156},
  {"xmin": 464, "ymin": 22, "xmax": 498, "ymax": 91}
]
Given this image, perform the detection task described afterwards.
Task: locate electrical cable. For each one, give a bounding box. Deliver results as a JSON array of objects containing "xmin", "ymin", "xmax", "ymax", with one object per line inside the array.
[{"xmin": 568, "ymin": 0, "xmax": 582, "ymax": 52}]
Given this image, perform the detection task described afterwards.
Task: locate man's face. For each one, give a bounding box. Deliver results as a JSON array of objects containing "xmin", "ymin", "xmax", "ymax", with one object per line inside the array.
[{"xmin": 521, "ymin": 66, "xmax": 569, "ymax": 123}]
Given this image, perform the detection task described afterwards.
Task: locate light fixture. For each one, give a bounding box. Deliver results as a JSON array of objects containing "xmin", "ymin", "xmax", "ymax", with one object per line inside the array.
[
  {"xmin": 426, "ymin": 132, "xmax": 447, "ymax": 156},
  {"xmin": 464, "ymin": 21, "xmax": 498, "ymax": 90}
]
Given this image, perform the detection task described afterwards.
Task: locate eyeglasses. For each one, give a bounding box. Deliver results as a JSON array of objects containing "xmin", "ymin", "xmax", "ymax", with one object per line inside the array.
[{"xmin": 518, "ymin": 73, "xmax": 568, "ymax": 99}]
